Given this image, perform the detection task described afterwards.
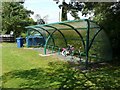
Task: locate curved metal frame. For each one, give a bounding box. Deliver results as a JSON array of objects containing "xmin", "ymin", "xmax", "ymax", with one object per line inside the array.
[
  {"xmin": 59, "ymin": 23, "xmax": 86, "ymax": 50},
  {"xmin": 26, "ymin": 19, "xmax": 108, "ymax": 68},
  {"xmin": 44, "ymin": 29, "xmax": 58, "ymax": 54},
  {"xmin": 26, "ymin": 28, "xmax": 46, "ymax": 47},
  {"xmin": 45, "ymin": 25, "xmax": 68, "ymax": 47},
  {"xmin": 85, "ymin": 20, "xmax": 102, "ymax": 68},
  {"xmin": 35, "ymin": 26, "xmax": 56, "ymax": 47},
  {"xmin": 27, "ymin": 28, "xmax": 45, "ymax": 40},
  {"xmin": 43, "ymin": 25, "xmax": 68, "ymax": 54},
  {"xmin": 88, "ymin": 28, "xmax": 102, "ymax": 51}
]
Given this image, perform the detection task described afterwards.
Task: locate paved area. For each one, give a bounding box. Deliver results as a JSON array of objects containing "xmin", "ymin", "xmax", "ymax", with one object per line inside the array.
[{"xmin": 27, "ymin": 47, "xmax": 86, "ymax": 64}]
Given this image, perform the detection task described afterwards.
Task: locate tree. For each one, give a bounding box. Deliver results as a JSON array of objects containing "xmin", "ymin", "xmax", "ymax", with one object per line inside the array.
[
  {"xmin": 2, "ymin": 2, "xmax": 34, "ymax": 37},
  {"xmin": 54, "ymin": 0, "xmax": 83, "ymax": 21},
  {"xmin": 35, "ymin": 14, "xmax": 48, "ymax": 24},
  {"xmin": 82, "ymin": 2, "xmax": 120, "ymax": 59}
]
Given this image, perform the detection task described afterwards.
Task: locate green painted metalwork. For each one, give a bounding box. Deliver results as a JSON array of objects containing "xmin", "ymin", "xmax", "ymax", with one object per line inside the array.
[
  {"xmin": 85, "ymin": 19, "xmax": 90, "ymax": 68},
  {"xmin": 25, "ymin": 19, "xmax": 86, "ymax": 31},
  {"xmin": 88, "ymin": 28, "xmax": 102, "ymax": 51},
  {"xmin": 44, "ymin": 31, "xmax": 54, "ymax": 54},
  {"xmin": 59, "ymin": 23, "xmax": 86, "ymax": 50},
  {"xmin": 44, "ymin": 29, "xmax": 62, "ymax": 55},
  {"xmin": 44, "ymin": 45, "xmax": 46, "ymax": 55},
  {"xmin": 45, "ymin": 25, "xmax": 68, "ymax": 47},
  {"xmin": 26, "ymin": 28, "xmax": 45, "ymax": 47},
  {"xmin": 26, "ymin": 26, "xmax": 99, "ymax": 31},
  {"xmin": 26, "ymin": 19, "xmax": 112, "ymax": 68},
  {"xmin": 34, "ymin": 26, "xmax": 56, "ymax": 47},
  {"xmin": 26, "ymin": 28, "xmax": 45, "ymax": 40}
]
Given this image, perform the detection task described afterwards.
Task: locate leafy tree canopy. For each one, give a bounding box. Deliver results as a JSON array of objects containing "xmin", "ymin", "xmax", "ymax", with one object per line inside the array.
[
  {"xmin": 56, "ymin": 1, "xmax": 84, "ymax": 21},
  {"xmin": 2, "ymin": 2, "xmax": 35, "ymax": 37},
  {"xmin": 83, "ymin": 2, "xmax": 120, "ymax": 59}
]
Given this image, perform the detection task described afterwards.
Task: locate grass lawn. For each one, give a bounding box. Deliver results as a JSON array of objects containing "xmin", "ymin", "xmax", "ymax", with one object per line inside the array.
[
  {"xmin": 1, "ymin": 43, "xmax": 64, "ymax": 88},
  {"xmin": 1, "ymin": 43, "xmax": 120, "ymax": 89},
  {"xmin": 2, "ymin": 43, "xmax": 61, "ymax": 74}
]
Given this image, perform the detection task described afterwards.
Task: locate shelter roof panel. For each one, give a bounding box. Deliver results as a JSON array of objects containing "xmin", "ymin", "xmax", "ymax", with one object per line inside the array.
[{"xmin": 25, "ymin": 19, "xmax": 100, "ymax": 31}]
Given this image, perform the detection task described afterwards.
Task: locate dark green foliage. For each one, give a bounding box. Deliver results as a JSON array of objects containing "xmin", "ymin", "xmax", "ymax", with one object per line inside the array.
[
  {"xmin": 83, "ymin": 2, "xmax": 120, "ymax": 59},
  {"xmin": 58, "ymin": 1, "xmax": 83, "ymax": 21},
  {"xmin": 2, "ymin": 2, "xmax": 35, "ymax": 37},
  {"xmin": 1, "ymin": 61, "xmax": 120, "ymax": 89},
  {"xmin": 61, "ymin": 2, "xmax": 68, "ymax": 21},
  {"xmin": 1, "ymin": 43, "xmax": 119, "ymax": 89},
  {"xmin": 89, "ymin": 30, "xmax": 112, "ymax": 62}
]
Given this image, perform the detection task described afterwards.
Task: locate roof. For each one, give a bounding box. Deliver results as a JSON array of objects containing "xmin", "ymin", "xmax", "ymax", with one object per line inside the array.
[{"xmin": 25, "ymin": 19, "xmax": 100, "ymax": 31}]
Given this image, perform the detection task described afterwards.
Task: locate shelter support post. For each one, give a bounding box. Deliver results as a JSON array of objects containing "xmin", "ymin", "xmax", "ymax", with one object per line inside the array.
[
  {"xmin": 44, "ymin": 30, "xmax": 56, "ymax": 55},
  {"xmin": 85, "ymin": 19, "xmax": 90, "ymax": 69},
  {"xmin": 58, "ymin": 48, "xmax": 61, "ymax": 55},
  {"xmin": 44, "ymin": 45, "xmax": 47, "ymax": 55}
]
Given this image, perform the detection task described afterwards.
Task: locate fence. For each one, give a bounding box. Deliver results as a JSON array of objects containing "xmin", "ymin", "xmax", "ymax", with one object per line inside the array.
[{"xmin": 0, "ymin": 35, "xmax": 15, "ymax": 42}]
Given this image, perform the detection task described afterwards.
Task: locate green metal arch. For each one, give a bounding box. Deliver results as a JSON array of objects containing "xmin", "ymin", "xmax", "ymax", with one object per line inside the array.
[
  {"xmin": 45, "ymin": 25, "xmax": 68, "ymax": 47},
  {"xmin": 26, "ymin": 28, "xmax": 45, "ymax": 40},
  {"xmin": 44, "ymin": 29, "xmax": 62, "ymax": 54},
  {"xmin": 87, "ymin": 20, "xmax": 103, "ymax": 52},
  {"xmin": 85, "ymin": 19, "xmax": 102, "ymax": 68},
  {"xmin": 44, "ymin": 25, "xmax": 69, "ymax": 55},
  {"xmin": 85, "ymin": 19, "xmax": 90, "ymax": 68},
  {"xmin": 88, "ymin": 28, "xmax": 102, "ymax": 51},
  {"xmin": 25, "ymin": 19, "xmax": 112, "ymax": 69},
  {"xmin": 59, "ymin": 23, "xmax": 86, "ymax": 50},
  {"xmin": 34, "ymin": 26, "xmax": 56, "ymax": 47}
]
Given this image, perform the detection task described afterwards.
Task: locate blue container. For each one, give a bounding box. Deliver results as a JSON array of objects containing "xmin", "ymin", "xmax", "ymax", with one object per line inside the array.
[
  {"xmin": 26, "ymin": 36, "xmax": 33, "ymax": 47},
  {"xmin": 33, "ymin": 36, "xmax": 37, "ymax": 46},
  {"xmin": 26, "ymin": 36, "xmax": 45, "ymax": 47},
  {"xmin": 34, "ymin": 36, "xmax": 45, "ymax": 46},
  {"xmin": 16, "ymin": 37, "xmax": 23, "ymax": 48}
]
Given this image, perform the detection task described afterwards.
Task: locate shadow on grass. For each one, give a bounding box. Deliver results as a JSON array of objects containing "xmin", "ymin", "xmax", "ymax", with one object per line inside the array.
[
  {"xmin": 1, "ymin": 61, "xmax": 120, "ymax": 89},
  {"xmin": 2, "ymin": 68, "xmax": 50, "ymax": 88}
]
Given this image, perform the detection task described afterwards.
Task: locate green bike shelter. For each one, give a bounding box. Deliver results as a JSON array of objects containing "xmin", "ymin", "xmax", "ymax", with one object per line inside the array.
[{"xmin": 25, "ymin": 19, "xmax": 112, "ymax": 68}]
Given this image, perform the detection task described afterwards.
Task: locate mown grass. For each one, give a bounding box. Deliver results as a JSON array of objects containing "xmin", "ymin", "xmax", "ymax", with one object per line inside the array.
[
  {"xmin": 1, "ymin": 43, "xmax": 63, "ymax": 88},
  {"xmin": 1, "ymin": 43, "xmax": 120, "ymax": 89},
  {"xmin": 1, "ymin": 43, "xmax": 60, "ymax": 74}
]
